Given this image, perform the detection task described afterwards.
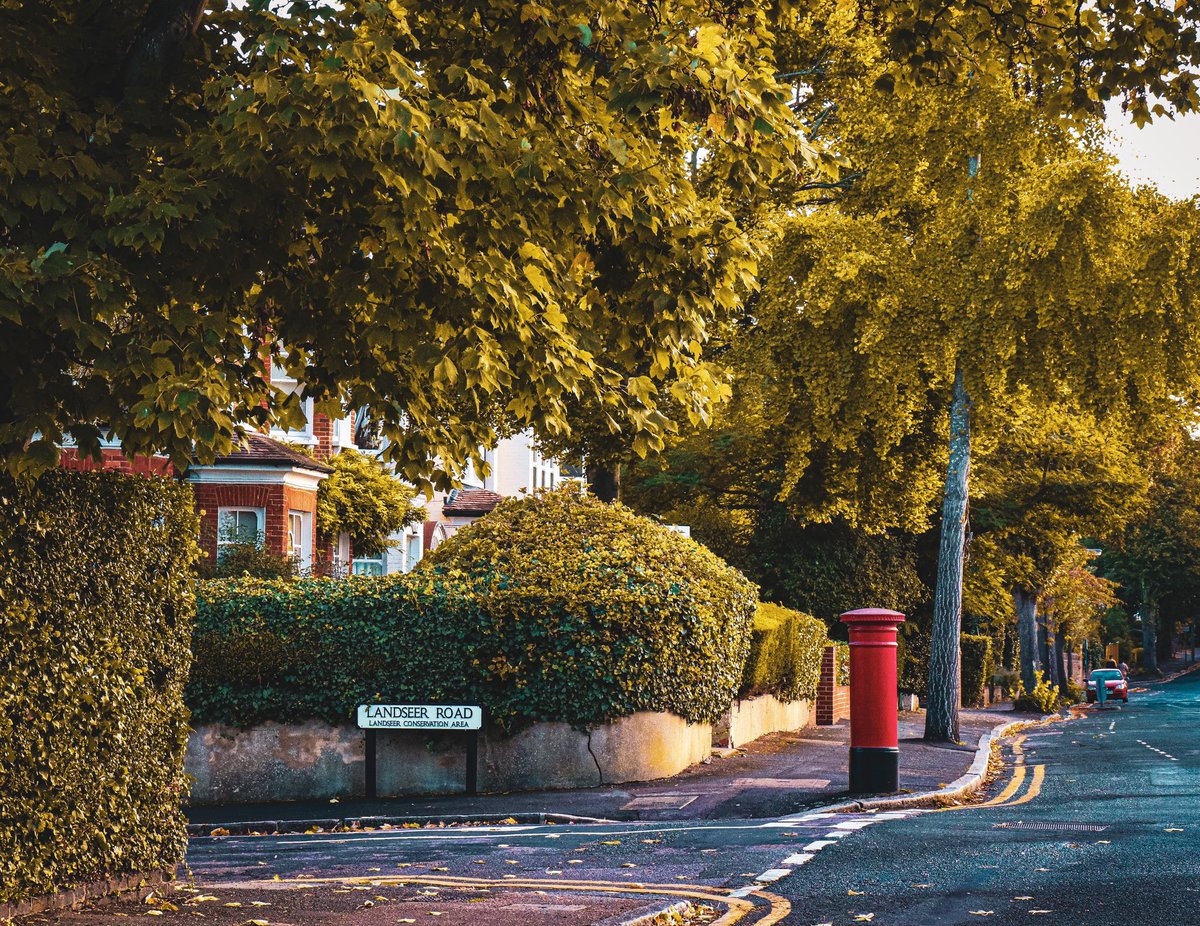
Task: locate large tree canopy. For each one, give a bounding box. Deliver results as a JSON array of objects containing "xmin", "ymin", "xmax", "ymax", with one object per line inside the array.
[
  {"xmin": 5, "ymin": 0, "xmax": 1198, "ymax": 484},
  {"xmin": 0, "ymin": 0, "xmax": 810, "ymax": 484}
]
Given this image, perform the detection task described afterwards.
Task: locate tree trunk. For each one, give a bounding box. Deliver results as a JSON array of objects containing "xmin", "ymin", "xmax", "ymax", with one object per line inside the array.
[
  {"xmin": 586, "ymin": 463, "xmax": 620, "ymax": 504},
  {"xmin": 925, "ymin": 368, "xmax": 970, "ymax": 744},
  {"xmin": 1055, "ymin": 629, "xmax": 1069, "ymax": 691},
  {"xmin": 1013, "ymin": 586, "xmax": 1040, "ymax": 693},
  {"xmin": 1142, "ymin": 591, "xmax": 1159, "ymax": 676},
  {"xmin": 1041, "ymin": 623, "xmax": 1060, "ymax": 690}
]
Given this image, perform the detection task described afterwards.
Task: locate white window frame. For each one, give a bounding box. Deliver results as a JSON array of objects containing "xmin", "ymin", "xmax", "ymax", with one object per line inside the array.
[
  {"xmin": 216, "ymin": 507, "xmax": 265, "ymax": 561},
  {"xmin": 286, "ymin": 509, "xmax": 312, "ymax": 570}
]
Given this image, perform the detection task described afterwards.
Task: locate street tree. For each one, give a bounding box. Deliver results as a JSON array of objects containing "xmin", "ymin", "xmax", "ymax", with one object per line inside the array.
[
  {"xmin": 968, "ymin": 395, "xmax": 1147, "ymax": 692},
  {"xmin": 0, "ymin": 0, "xmax": 809, "ymax": 485},
  {"xmin": 750, "ymin": 39, "xmax": 1200, "ymax": 741},
  {"xmin": 316, "ymin": 449, "xmax": 424, "ymax": 559},
  {"xmin": 1101, "ymin": 431, "xmax": 1200, "ymax": 675}
]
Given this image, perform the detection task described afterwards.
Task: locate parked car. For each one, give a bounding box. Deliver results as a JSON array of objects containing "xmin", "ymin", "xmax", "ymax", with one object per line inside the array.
[{"xmin": 1087, "ymin": 668, "xmax": 1129, "ymax": 703}]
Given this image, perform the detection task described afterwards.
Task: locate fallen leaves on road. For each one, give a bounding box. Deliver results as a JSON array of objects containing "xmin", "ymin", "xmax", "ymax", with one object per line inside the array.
[
  {"xmin": 912, "ymin": 884, "xmax": 932, "ymax": 889},
  {"xmin": 1014, "ymin": 897, "xmax": 1034, "ymax": 901},
  {"xmin": 848, "ymin": 890, "xmax": 864, "ymax": 895},
  {"xmin": 621, "ymin": 863, "xmax": 637, "ymax": 868},
  {"xmin": 601, "ymin": 840, "xmax": 621, "ymax": 845},
  {"xmin": 969, "ymin": 911, "xmax": 994, "ymax": 916},
  {"xmin": 1029, "ymin": 910, "xmax": 1052, "ymax": 915},
  {"xmin": 853, "ymin": 914, "xmax": 875, "ymax": 922}
]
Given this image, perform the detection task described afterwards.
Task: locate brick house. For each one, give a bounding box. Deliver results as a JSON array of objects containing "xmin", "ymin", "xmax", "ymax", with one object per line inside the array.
[{"xmin": 186, "ymin": 433, "xmax": 333, "ymax": 571}]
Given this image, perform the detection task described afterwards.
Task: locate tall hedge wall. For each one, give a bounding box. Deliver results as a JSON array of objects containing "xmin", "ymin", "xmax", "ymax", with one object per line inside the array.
[
  {"xmin": 192, "ymin": 489, "xmax": 759, "ymax": 731},
  {"xmin": 961, "ymin": 633, "xmax": 995, "ymax": 708},
  {"xmin": 899, "ymin": 630, "xmax": 994, "ymax": 707},
  {"xmin": 740, "ymin": 603, "xmax": 830, "ymax": 702},
  {"xmin": 0, "ymin": 471, "xmax": 199, "ymax": 904}
]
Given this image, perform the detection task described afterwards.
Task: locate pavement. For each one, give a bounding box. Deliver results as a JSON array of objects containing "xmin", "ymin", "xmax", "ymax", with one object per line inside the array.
[{"xmin": 185, "ymin": 709, "xmax": 1019, "ymax": 832}]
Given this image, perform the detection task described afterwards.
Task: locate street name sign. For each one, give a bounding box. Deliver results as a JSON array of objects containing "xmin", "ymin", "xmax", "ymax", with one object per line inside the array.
[{"xmin": 357, "ymin": 703, "xmax": 482, "ymax": 731}]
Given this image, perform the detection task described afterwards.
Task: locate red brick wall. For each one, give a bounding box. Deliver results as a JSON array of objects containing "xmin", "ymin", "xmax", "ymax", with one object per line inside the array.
[
  {"xmin": 193, "ymin": 481, "xmax": 317, "ymax": 565},
  {"xmin": 312, "ymin": 413, "xmax": 333, "ymax": 462},
  {"xmin": 816, "ymin": 645, "xmax": 851, "ymax": 726},
  {"xmin": 59, "ymin": 448, "xmax": 172, "ymax": 477}
]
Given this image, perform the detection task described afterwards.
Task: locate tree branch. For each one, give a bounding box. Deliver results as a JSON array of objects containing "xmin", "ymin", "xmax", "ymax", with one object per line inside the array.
[{"xmin": 120, "ymin": 0, "xmax": 209, "ymax": 101}]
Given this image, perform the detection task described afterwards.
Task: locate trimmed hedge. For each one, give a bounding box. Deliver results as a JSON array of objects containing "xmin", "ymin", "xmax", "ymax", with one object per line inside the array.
[
  {"xmin": 191, "ymin": 488, "xmax": 758, "ymax": 731},
  {"xmin": 899, "ymin": 631, "xmax": 994, "ymax": 706},
  {"xmin": 960, "ymin": 633, "xmax": 994, "ymax": 708},
  {"xmin": 0, "ymin": 471, "xmax": 199, "ymax": 904},
  {"xmin": 189, "ymin": 574, "xmax": 482, "ymax": 727},
  {"xmin": 740, "ymin": 603, "xmax": 829, "ymax": 702}
]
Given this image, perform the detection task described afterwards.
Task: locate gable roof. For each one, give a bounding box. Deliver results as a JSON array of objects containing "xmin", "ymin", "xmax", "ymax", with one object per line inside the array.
[
  {"xmin": 211, "ymin": 433, "xmax": 333, "ymax": 474},
  {"xmin": 442, "ymin": 487, "xmax": 504, "ymax": 516}
]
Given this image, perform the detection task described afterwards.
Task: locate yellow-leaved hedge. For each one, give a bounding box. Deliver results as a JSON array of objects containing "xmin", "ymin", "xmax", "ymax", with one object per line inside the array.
[
  {"xmin": 417, "ymin": 487, "xmax": 759, "ymax": 727},
  {"xmin": 740, "ymin": 603, "xmax": 830, "ymax": 702},
  {"xmin": 0, "ymin": 471, "xmax": 199, "ymax": 904}
]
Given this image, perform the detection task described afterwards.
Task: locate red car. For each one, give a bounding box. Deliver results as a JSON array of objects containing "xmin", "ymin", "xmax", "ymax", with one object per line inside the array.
[{"xmin": 1086, "ymin": 668, "xmax": 1129, "ymax": 703}]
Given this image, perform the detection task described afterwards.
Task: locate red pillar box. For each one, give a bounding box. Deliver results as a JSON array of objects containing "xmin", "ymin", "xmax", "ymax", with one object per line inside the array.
[{"xmin": 840, "ymin": 608, "xmax": 906, "ymax": 793}]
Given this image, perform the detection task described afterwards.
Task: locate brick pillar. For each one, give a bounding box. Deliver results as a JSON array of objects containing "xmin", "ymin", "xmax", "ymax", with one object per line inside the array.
[
  {"xmin": 816, "ymin": 645, "xmax": 838, "ymax": 725},
  {"xmin": 312, "ymin": 412, "xmax": 334, "ymax": 462}
]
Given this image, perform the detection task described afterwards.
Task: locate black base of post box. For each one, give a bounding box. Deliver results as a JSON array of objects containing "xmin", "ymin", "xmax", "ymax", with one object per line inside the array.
[{"xmin": 849, "ymin": 746, "xmax": 899, "ymax": 794}]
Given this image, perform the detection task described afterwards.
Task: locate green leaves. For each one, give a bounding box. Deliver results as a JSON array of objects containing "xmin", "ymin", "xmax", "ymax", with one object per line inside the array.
[
  {"xmin": 193, "ymin": 488, "xmax": 758, "ymax": 732},
  {"xmin": 741, "ymin": 603, "xmax": 829, "ymax": 702},
  {"xmin": 0, "ymin": 472, "xmax": 199, "ymax": 904},
  {"xmin": 0, "ymin": 0, "xmax": 802, "ymax": 485},
  {"xmin": 315, "ymin": 449, "xmax": 425, "ymax": 558}
]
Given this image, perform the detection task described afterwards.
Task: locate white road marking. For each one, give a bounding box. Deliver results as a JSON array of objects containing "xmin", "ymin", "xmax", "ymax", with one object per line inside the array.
[
  {"xmin": 755, "ymin": 868, "xmax": 792, "ymax": 883},
  {"xmin": 781, "ymin": 853, "xmax": 815, "ymax": 866},
  {"xmin": 803, "ymin": 840, "xmax": 836, "ymax": 851},
  {"xmin": 1136, "ymin": 739, "xmax": 1179, "ymax": 761},
  {"xmin": 729, "ymin": 886, "xmax": 756, "ymax": 898},
  {"xmin": 834, "ymin": 820, "xmax": 876, "ymax": 830}
]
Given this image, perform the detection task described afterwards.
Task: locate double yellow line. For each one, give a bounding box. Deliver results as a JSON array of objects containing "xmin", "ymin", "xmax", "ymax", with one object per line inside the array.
[
  {"xmin": 976, "ymin": 762, "xmax": 1046, "ymax": 808},
  {"xmin": 273, "ymin": 873, "xmax": 791, "ymax": 926},
  {"xmin": 936, "ymin": 734, "xmax": 1047, "ymax": 812}
]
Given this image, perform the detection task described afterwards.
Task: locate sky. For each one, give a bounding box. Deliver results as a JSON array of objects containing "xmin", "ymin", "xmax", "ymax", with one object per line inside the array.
[{"xmin": 1105, "ymin": 101, "xmax": 1200, "ymax": 199}]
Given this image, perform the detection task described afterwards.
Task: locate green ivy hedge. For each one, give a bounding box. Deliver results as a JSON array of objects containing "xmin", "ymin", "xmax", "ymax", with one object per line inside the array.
[
  {"xmin": 191, "ymin": 489, "xmax": 759, "ymax": 731},
  {"xmin": 189, "ymin": 574, "xmax": 482, "ymax": 727},
  {"xmin": 740, "ymin": 603, "xmax": 830, "ymax": 702},
  {"xmin": 0, "ymin": 471, "xmax": 199, "ymax": 904},
  {"xmin": 961, "ymin": 633, "xmax": 994, "ymax": 708}
]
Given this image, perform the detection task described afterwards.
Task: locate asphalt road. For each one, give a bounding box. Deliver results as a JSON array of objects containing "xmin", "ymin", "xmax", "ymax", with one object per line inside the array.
[
  {"xmin": 777, "ymin": 670, "xmax": 1200, "ymax": 925},
  {"xmin": 35, "ymin": 672, "xmax": 1200, "ymax": 925}
]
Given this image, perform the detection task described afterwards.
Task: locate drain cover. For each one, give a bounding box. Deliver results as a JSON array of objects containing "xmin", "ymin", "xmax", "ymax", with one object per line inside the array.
[{"xmin": 994, "ymin": 822, "xmax": 1108, "ymax": 832}]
